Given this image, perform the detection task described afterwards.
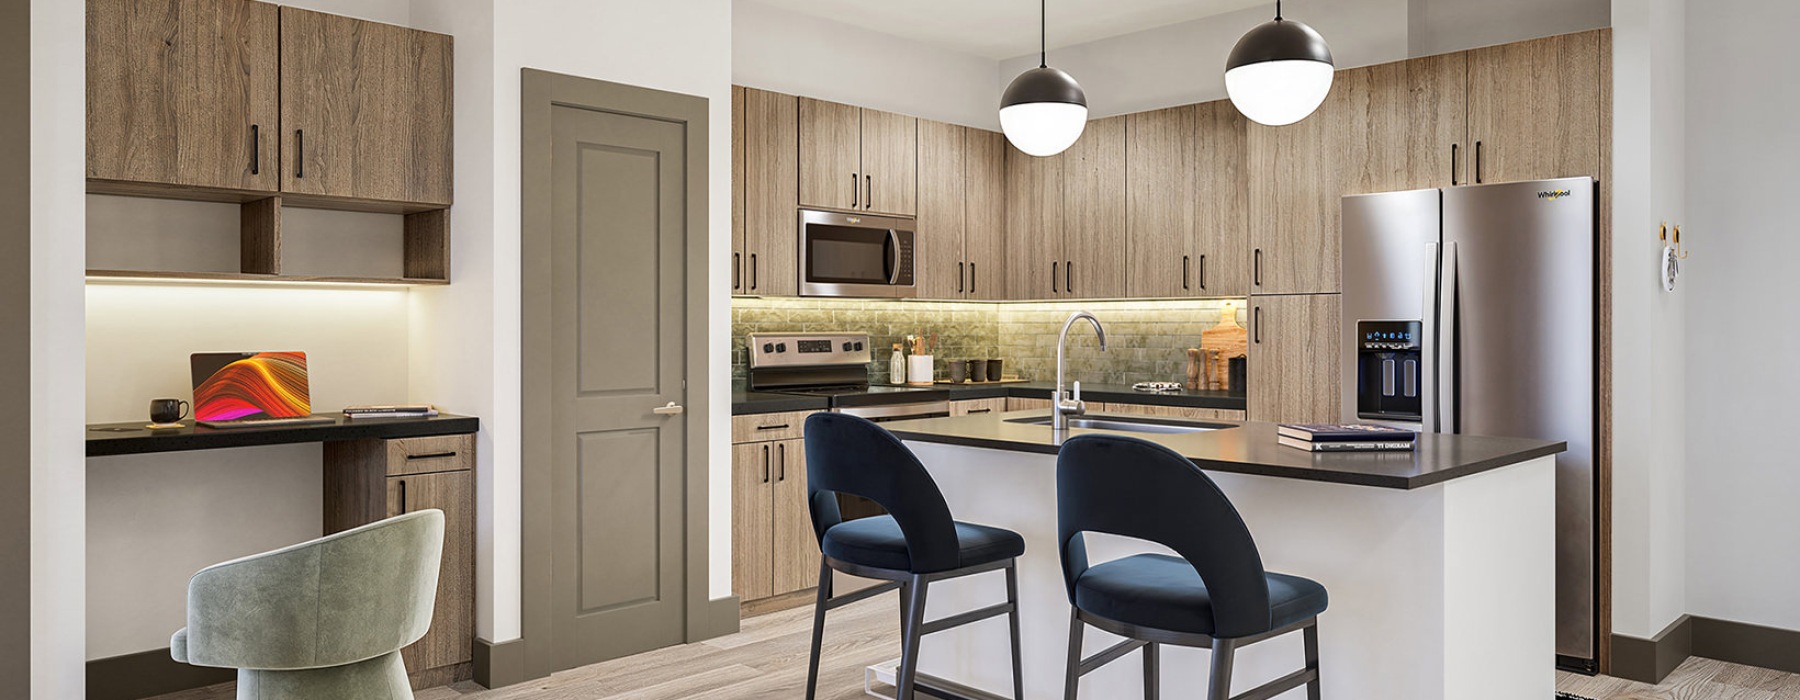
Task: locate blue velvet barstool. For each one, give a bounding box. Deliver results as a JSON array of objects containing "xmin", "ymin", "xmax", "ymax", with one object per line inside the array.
[
  {"xmin": 802, "ymin": 412, "xmax": 1027, "ymax": 700},
  {"xmin": 1057, "ymin": 434, "xmax": 1328, "ymax": 700}
]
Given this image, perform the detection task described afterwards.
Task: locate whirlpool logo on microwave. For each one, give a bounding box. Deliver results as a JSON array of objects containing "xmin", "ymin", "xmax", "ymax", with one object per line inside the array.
[{"xmin": 1538, "ymin": 189, "xmax": 1573, "ymax": 201}]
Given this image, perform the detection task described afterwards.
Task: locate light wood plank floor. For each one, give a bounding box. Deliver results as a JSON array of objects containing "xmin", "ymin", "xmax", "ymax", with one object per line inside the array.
[{"xmin": 149, "ymin": 592, "xmax": 1798, "ymax": 700}]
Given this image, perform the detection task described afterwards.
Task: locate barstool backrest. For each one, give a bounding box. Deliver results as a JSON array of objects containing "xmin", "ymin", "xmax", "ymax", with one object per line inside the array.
[
  {"xmin": 1056, "ymin": 434, "xmax": 1273, "ymax": 638},
  {"xmin": 804, "ymin": 412, "xmax": 961, "ymax": 573}
]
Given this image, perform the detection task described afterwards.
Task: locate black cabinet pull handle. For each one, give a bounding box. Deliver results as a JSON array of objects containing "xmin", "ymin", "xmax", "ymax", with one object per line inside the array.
[
  {"xmin": 405, "ymin": 451, "xmax": 457, "ymax": 460},
  {"xmin": 749, "ymin": 253, "xmax": 758, "ymax": 290},
  {"xmin": 398, "ymin": 479, "xmax": 407, "ymax": 513},
  {"xmin": 1474, "ymin": 141, "xmax": 1483, "ymax": 184},
  {"xmin": 755, "ymin": 423, "xmax": 790, "ymax": 431},
  {"xmin": 866, "ymin": 174, "xmax": 873, "ymax": 210},
  {"xmin": 968, "ymin": 408, "xmax": 992, "ymax": 414},
  {"xmin": 851, "ymin": 173, "xmax": 859, "ymax": 208},
  {"xmin": 1051, "ymin": 261, "xmax": 1059, "ymax": 294},
  {"xmin": 1451, "ymin": 143, "xmax": 1460, "ymax": 186},
  {"xmin": 294, "ymin": 129, "xmax": 304, "ymax": 178},
  {"xmin": 970, "ymin": 262, "xmax": 977, "ymax": 295},
  {"xmin": 958, "ymin": 261, "xmax": 964, "ymax": 293},
  {"xmin": 733, "ymin": 252, "xmax": 741, "ymax": 290},
  {"xmin": 1253, "ymin": 248, "xmax": 1262, "ymax": 287},
  {"xmin": 1065, "ymin": 260, "xmax": 1073, "ymax": 294},
  {"xmin": 1183, "ymin": 255, "xmax": 1190, "ymax": 290},
  {"xmin": 762, "ymin": 444, "xmax": 770, "ymax": 483},
  {"xmin": 250, "ymin": 124, "xmax": 260, "ymax": 175},
  {"xmin": 777, "ymin": 443, "xmax": 786, "ymax": 481},
  {"xmin": 1254, "ymin": 306, "xmax": 1263, "ymax": 344},
  {"xmin": 1199, "ymin": 254, "xmax": 1207, "ymax": 290}
]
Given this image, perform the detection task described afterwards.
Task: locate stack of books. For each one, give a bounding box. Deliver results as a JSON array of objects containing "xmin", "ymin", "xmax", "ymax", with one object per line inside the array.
[
  {"xmin": 343, "ymin": 404, "xmax": 439, "ymax": 420},
  {"xmin": 1277, "ymin": 423, "xmax": 1418, "ymax": 452}
]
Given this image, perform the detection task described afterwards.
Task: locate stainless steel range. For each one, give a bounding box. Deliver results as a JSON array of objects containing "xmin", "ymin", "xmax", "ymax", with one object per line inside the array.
[{"xmin": 746, "ymin": 332, "xmax": 949, "ymax": 421}]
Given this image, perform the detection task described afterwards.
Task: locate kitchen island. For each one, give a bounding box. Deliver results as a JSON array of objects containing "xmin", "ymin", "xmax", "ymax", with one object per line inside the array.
[{"xmin": 874, "ymin": 410, "xmax": 1564, "ymax": 700}]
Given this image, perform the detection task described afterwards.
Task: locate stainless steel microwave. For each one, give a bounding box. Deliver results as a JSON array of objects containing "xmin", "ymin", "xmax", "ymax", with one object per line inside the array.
[{"xmin": 798, "ymin": 209, "xmax": 916, "ymax": 298}]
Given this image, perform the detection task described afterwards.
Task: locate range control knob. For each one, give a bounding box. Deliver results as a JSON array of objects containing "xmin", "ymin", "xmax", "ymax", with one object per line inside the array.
[
  {"xmin": 854, "ymin": 342, "xmax": 864, "ymax": 351},
  {"xmin": 842, "ymin": 341, "xmax": 854, "ymax": 352},
  {"xmin": 762, "ymin": 343, "xmax": 774, "ymax": 353},
  {"xmin": 775, "ymin": 343, "xmax": 787, "ymax": 353}
]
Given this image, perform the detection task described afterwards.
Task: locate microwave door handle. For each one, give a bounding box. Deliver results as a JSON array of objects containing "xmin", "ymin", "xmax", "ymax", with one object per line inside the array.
[
  {"xmin": 1420, "ymin": 242, "xmax": 1440, "ymax": 433},
  {"xmin": 886, "ymin": 229, "xmax": 902, "ymax": 285}
]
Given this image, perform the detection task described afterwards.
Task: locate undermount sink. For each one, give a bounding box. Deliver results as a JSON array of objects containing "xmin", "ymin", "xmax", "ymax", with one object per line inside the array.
[{"xmin": 1005, "ymin": 414, "xmax": 1226, "ymax": 434}]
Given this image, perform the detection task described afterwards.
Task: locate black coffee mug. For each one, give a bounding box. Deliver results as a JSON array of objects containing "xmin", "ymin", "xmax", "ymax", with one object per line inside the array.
[{"xmin": 150, "ymin": 398, "xmax": 190, "ymax": 424}]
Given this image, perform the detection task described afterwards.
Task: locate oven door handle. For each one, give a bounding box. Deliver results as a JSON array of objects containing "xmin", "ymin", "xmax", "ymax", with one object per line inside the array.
[{"xmin": 886, "ymin": 229, "xmax": 903, "ymax": 285}]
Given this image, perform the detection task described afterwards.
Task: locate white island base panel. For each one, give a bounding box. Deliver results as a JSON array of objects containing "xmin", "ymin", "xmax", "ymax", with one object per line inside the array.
[{"xmin": 895, "ymin": 441, "xmax": 1556, "ymax": 700}]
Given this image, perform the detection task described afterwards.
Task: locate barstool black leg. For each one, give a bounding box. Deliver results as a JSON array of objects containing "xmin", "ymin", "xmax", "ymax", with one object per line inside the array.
[
  {"xmin": 1304, "ymin": 621, "xmax": 1322, "ymax": 700},
  {"xmin": 1063, "ymin": 611, "xmax": 1084, "ymax": 700},
  {"xmin": 1006, "ymin": 562, "xmax": 1025, "ymax": 700},
  {"xmin": 1143, "ymin": 642, "xmax": 1159, "ymax": 700},
  {"xmin": 896, "ymin": 575, "xmax": 930, "ymax": 699},
  {"xmin": 805, "ymin": 562, "xmax": 831, "ymax": 700},
  {"xmin": 1207, "ymin": 638, "xmax": 1237, "ymax": 700}
]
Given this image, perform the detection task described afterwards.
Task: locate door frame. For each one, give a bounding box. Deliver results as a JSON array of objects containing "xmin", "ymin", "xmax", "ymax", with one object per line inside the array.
[{"xmin": 519, "ymin": 68, "xmax": 723, "ymax": 682}]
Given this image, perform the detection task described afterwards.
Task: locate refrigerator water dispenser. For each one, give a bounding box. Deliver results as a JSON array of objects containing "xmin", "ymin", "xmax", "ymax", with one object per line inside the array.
[{"xmin": 1355, "ymin": 320, "xmax": 1422, "ymax": 421}]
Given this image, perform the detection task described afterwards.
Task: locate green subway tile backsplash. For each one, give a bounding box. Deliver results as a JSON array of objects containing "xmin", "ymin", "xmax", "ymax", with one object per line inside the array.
[{"xmin": 732, "ymin": 298, "xmax": 1248, "ymax": 386}]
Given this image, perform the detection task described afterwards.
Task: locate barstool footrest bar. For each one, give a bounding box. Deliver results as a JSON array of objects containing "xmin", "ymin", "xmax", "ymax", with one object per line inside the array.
[
  {"xmin": 1227, "ymin": 667, "xmax": 1318, "ymax": 700},
  {"xmin": 1076, "ymin": 638, "xmax": 1150, "ymax": 678},
  {"xmin": 823, "ymin": 581, "xmax": 904, "ymax": 612},
  {"xmin": 918, "ymin": 601, "xmax": 1014, "ymax": 636}
]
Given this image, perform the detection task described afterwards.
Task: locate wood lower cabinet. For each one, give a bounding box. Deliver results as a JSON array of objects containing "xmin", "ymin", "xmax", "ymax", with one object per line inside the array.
[
  {"xmin": 1248, "ymin": 294, "xmax": 1341, "ymax": 424},
  {"xmin": 1095, "ymin": 403, "xmax": 1245, "ymax": 422},
  {"xmin": 1467, "ymin": 30, "xmax": 1604, "ymax": 184},
  {"xmin": 324, "ymin": 434, "xmax": 475, "ymax": 683},
  {"xmin": 735, "ymin": 87, "xmax": 798, "ymax": 295},
  {"xmin": 951, "ymin": 398, "xmax": 1006, "ymax": 416},
  {"xmin": 731, "ymin": 428, "xmax": 820, "ymax": 606},
  {"xmin": 87, "ymin": 0, "xmax": 281, "ymax": 192},
  {"xmin": 1060, "ymin": 116, "xmax": 1127, "ymax": 299},
  {"xmin": 279, "ymin": 7, "xmax": 453, "ymax": 206},
  {"xmin": 1005, "ymin": 397, "xmax": 1054, "ymax": 412}
]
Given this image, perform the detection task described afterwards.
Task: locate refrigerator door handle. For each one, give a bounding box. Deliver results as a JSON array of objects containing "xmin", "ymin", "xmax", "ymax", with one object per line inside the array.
[
  {"xmin": 1421, "ymin": 242, "xmax": 1441, "ymax": 433},
  {"xmin": 1437, "ymin": 242, "xmax": 1460, "ymax": 433}
]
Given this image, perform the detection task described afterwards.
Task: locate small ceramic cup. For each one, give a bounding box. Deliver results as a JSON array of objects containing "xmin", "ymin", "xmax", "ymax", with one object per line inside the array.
[
  {"xmin": 969, "ymin": 359, "xmax": 989, "ymax": 382},
  {"xmin": 947, "ymin": 360, "xmax": 968, "ymax": 384},
  {"xmin": 986, "ymin": 358, "xmax": 1004, "ymax": 382}
]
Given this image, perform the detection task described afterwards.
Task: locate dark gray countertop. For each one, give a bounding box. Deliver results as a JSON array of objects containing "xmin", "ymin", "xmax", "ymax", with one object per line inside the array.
[
  {"xmin": 733, "ymin": 381, "xmax": 1246, "ymax": 415},
  {"xmin": 731, "ymin": 390, "xmax": 831, "ymax": 415},
  {"xmin": 882, "ymin": 410, "xmax": 1564, "ymax": 490},
  {"xmin": 87, "ymin": 413, "xmax": 480, "ymax": 457}
]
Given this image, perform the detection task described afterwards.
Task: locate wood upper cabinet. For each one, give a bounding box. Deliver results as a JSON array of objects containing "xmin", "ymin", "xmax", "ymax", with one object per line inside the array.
[
  {"xmin": 1061, "ymin": 116, "xmax": 1128, "ymax": 299},
  {"xmin": 1126, "ymin": 106, "xmax": 1197, "ymax": 298},
  {"xmin": 798, "ymin": 98, "xmax": 861, "ymax": 211},
  {"xmin": 1248, "ymin": 294, "xmax": 1341, "ymax": 423},
  {"xmin": 1248, "ymin": 53, "xmax": 1465, "ymax": 295},
  {"xmin": 731, "ymin": 86, "xmax": 747, "ymax": 294},
  {"xmin": 861, "ymin": 109, "xmax": 918, "ymax": 216},
  {"xmin": 917, "ymin": 119, "xmax": 967, "ymax": 299},
  {"xmin": 87, "ymin": 0, "xmax": 281, "ymax": 192},
  {"xmin": 1194, "ymin": 100, "xmax": 1251, "ymax": 297},
  {"xmin": 730, "ymin": 441, "xmax": 774, "ymax": 602},
  {"xmin": 798, "ymin": 98, "xmax": 917, "ymax": 216},
  {"xmin": 1467, "ymin": 30, "xmax": 1604, "ymax": 184},
  {"xmin": 1004, "ymin": 144, "xmax": 1063, "ymax": 299},
  {"xmin": 738, "ymin": 87, "xmax": 799, "ymax": 296},
  {"xmin": 279, "ymin": 7, "xmax": 453, "ymax": 206},
  {"xmin": 963, "ymin": 129, "xmax": 1008, "ymax": 300}
]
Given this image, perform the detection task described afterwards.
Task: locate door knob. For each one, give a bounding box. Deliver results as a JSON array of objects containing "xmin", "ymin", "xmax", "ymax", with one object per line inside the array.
[{"xmin": 652, "ymin": 402, "xmax": 685, "ymax": 416}]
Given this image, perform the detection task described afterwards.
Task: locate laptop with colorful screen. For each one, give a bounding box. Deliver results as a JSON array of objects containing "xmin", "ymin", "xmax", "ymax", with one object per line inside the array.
[{"xmin": 190, "ymin": 352, "xmax": 334, "ymax": 429}]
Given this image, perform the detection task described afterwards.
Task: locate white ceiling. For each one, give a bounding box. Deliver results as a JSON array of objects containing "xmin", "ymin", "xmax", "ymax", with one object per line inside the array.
[{"xmin": 743, "ymin": 0, "xmax": 1274, "ymax": 60}]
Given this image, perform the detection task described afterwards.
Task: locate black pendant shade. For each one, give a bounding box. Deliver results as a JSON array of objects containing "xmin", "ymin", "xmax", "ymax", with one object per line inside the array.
[
  {"xmin": 1000, "ymin": 66, "xmax": 1088, "ymax": 110},
  {"xmin": 1225, "ymin": 17, "xmax": 1334, "ymax": 71}
]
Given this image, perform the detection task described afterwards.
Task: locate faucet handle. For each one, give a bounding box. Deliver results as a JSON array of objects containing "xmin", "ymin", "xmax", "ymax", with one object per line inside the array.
[{"xmin": 1072, "ymin": 381, "xmax": 1082, "ymax": 403}]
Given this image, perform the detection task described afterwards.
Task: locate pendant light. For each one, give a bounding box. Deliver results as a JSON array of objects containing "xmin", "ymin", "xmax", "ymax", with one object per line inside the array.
[
  {"xmin": 1225, "ymin": 0, "xmax": 1335, "ymax": 127},
  {"xmin": 1000, "ymin": 0, "xmax": 1087, "ymax": 157}
]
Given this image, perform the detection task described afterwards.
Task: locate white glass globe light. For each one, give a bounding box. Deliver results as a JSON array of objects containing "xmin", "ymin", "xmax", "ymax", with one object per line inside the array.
[
  {"xmin": 1225, "ymin": 59, "xmax": 1335, "ymax": 127},
  {"xmin": 1000, "ymin": 102, "xmax": 1089, "ymax": 157}
]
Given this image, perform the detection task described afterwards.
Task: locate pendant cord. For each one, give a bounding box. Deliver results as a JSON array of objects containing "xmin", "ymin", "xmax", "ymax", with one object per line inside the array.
[
  {"xmin": 1276, "ymin": 0, "xmax": 1283, "ymax": 20},
  {"xmin": 1040, "ymin": 0, "xmax": 1047, "ymax": 68}
]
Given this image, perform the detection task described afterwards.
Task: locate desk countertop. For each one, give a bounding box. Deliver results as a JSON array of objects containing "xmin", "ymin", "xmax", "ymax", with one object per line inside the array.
[{"xmin": 86, "ymin": 413, "xmax": 481, "ymax": 457}]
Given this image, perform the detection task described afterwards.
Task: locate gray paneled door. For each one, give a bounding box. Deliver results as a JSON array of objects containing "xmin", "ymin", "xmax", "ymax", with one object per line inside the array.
[{"xmin": 547, "ymin": 103, "xmax": 688, "ymax": 667}]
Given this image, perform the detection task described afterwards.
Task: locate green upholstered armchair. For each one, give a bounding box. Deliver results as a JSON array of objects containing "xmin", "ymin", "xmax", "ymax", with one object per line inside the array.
[{"xmin": 171, "ymin": 509, "xmax": 445, "ymax": 699}]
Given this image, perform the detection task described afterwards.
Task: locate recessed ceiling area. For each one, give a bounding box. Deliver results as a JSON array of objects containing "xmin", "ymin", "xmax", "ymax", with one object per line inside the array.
[{"xmin": 741, "ymin": 0, "xmax": 1273, "ymax": 59}]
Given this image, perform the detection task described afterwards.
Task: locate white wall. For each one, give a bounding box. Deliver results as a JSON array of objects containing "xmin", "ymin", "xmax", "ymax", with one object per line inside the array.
[
  {"xmin": 733, "ymin": 0, "xmax": 1000, "ymax": 129},
  {"xmin": 1407, "ymin": 0, "xmax": 1609, "ymax": 56},
  {"xmin": 1608, "ymin": 0, "xmax": 1690, "ymax": 641},
  {"xmin": 996, "ymin": 1, "xmax": 1411, "ymax": 119},
  {"xmin": 1683, "ymin": 0, "xmax": 1800, "ymax": 633},
  {"xmin": 33, "ymin": 0, "xmax": 89, "ymax": 692}
]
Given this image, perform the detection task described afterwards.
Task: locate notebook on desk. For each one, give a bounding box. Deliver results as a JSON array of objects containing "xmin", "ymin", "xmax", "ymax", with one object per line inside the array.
[{"xmin": 190, "ymin": 352, "xmax": 335, "ymax": 429}]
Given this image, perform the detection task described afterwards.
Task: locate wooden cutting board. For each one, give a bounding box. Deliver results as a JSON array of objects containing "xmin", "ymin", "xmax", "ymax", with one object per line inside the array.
[{"xmin": 1200, "ymin": 303, "xmax": 1248, "ymax": 390}]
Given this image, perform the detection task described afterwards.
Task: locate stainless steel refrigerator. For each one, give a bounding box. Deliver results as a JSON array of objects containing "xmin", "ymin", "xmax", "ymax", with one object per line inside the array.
[{"xmin": 1340, "ymin": 177, "xmax": 1599, "ymax": 671}]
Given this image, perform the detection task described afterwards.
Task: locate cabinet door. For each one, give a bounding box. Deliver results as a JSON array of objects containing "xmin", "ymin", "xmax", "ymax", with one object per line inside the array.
[
  {"xmin": 743, "ymin": 88, "xmax": 799, "ymax": 296},
  {"xmin": 1194, "ymin": 100, "xmax": 1251, "ymax": 297},
  {"xmin": 861, "ymin": 109, "xmax": 918, "ymax": 216},
  {"xmin": 1467, "ymin": 30, "xmax": 1603, "ymax": 184},
  {"xmin": 1061, "ymin": 116, "xmax": 1128, "ymax": 299},
  {"xmin": 1004, "ymin": 145, "xmax": 1063, "ymax": 300},
  {"xmin": 87, "ymin": 0, "xmax": 281, "ymax": 192},
  {"xmin": 798, "ymin": 98, "xmax": 862, "ymax": 211},
  {"xmin": 951, "ymin": 398, "xmax": 1007, "ymax": 416},
  {"xmin": 731, "ymin": 86, "xmax": 748, "ymax": 294},
  {"xmin": 1126, "ymin": 106, "xmax": 1196, "ymax": 298},
  {"xmin": 963, "ymin": 129, "xmax": 1009, "ymax": 300},
  {"xmin": 731, "ymin": 442, "xmax": 774, "ymax": 602},
  {"xmin": 1005, "ymin": 397, "xmax": 1054, "ymax": 412},
  {"xmin": 771, "ymin": 439, "xmax": 821, "ymax": 596},
  {"xmin": 1248, "ymin": 55, "xmax": 1464, "ymax": 295},
  {"xmin": 386, "ymin": 469, "xmax": 474, "ymax": 672},
  {"xmin": 917, "ymin": 120, "xmax": 967, "ymax": 299},
  {"xmin": 280, "ymin": 7, "xmax": 453, "ymax": 206},
  {"xmin": 1248, "ymin": 294, "xmax": 1341, "ymax": 423}
]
